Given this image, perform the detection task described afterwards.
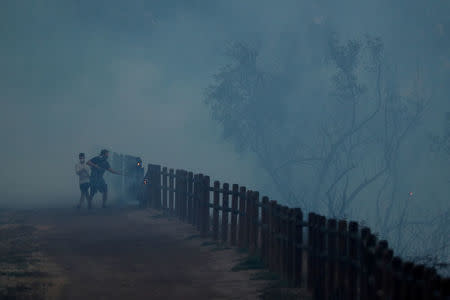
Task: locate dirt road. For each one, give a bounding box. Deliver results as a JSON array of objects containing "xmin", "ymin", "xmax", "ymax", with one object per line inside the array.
[{"xmin": 0, "ymin": 206, "xmax": 269, "ymax": 300}]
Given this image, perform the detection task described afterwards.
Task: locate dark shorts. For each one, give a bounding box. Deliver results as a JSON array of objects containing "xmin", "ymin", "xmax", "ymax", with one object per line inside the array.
[
  {"xmin": 90, "ymin": 177, "xmax": 107, "ymax": 196},
  {"xmin": 79, "ymin": 183, "xmax": 90, "ymax": 194}
]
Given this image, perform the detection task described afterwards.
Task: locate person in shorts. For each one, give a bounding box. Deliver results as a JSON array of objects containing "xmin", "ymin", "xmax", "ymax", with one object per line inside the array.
[
  {"xmin": 75, "ymin": 153, "xmax": 90, "ymax": 208},
  {"xmin": 87, "ymin": 149, "xmax": 122, "ymax": 208}
]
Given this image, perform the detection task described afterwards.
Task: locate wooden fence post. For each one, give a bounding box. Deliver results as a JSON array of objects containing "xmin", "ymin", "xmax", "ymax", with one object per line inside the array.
[
  {"xmin": 196, "ymin": 174, "xmax": 204, "ymax": 232},
  {"xmin": 281, "ymin": 206, "xmax": 289, "ymax": 281},
  {"xmin": 268, "ymin": 201, "xmax": 276, "ymax": 272},
  {"xmin": 401, "ymin": 262, "xmax": 414, "ymax": 300},
  {"xmin": 169, "ymin": 169, "xmax": 174, "ymax": 214},
  {"xmin": 375, "ymin": 241, "xmax": 391, "ymax": 299},
  {"xmin": 374, "ymin": 240, "xmax": 386, "ymax": 297},
  {"xmin": 391, "ymin": 257, "xmax": 403, "ymax": 300},
  {"xmin": 278, "ymin": 206, "xmax": 285, "ymax": 279},
  {"xmin": 177, "ymin": 170, "xmax": 182, "ymax": 219},
  {"xmin": 326, "ymin": 219, "xmax": 337, "ymax": 299},
  {"xmin": 212, "ymin": 181, "xmax": 220, "ymax": 241},
  {"xmin": 182, "ymin": 170, "xmax": 189, "ymax": 223},
  {"xmin": 383, "ymin": 249, "xmax": 394, "ymax": 299},
  {"xmin": 177, "ymin": 170, "xmax": 182, "ymax": 218},
  {"xmin": 293, "ymin": 208, "xmax": 303, "ymax": 288},
  {"xmin": 270, "ymin": 201, "xmax": 276, "ymax": 272},
  {"xmin": 193, "ymin": 174, "xmax": 198, "ymax": 228},
  {"xmin": 187, "ymin": 172, "xmax": 193, "ymax": 224},
  {"xmin": 178, "ymin": 171, "xmax": 185, "ymax": 221},
  {"xmin": 238, "ymin": 186, "xmax": 247, "ymax": 249},
  {"xmin": 246, "ymin": 191, "xmax": 253, "ymax": 251},
  {"xmin": 366, "ymin": 234, "xmax": 378, "ymax": 300},
  {"xmin": 360, "ymin": 227, "xmax": 371, "ymax": 299},
  {"xmin": 440, "ymin": 277, "xmax": 449, "ymax": 299},
  {"xmin": 178, "ymin": 170, "xmax": 183, "ymax": 216},
  {"xmin": 337, "ymin": 220, "xmax": 348, "ymax": 299},
  {"xmin": 175, "ymin": 170, "xmax": 180, "ymax": 217},
  {"xmin": 201, "ymin": 176, "xmax": 210, "ymax": 237},
  {"xmin": 179, "ymin": 170, "xmax": 184, "ymax": 217},
  {"xmin": 412, "ymin": 265, "xmax": 426, "ymax": 300},
  {"xmin": 142, "ymin": 166, "xmax": 151, "ymax": 208},
  {"xmin": 221, "ymin": 183, "xmax": 230, "ymax": 244},
  {"xmin": 183, "ymin": 171, "xmax": 189, "ymax": 221},
  {"xmin": 146, "ymin": 164, "xmax": 153, "ymax": 208},
  {"xmin": 162, "ymin": 167, "xmax": 168, "ymax": 210},
  {"xmin": 261, "ymin": 196, "xmax": 269, "ymax": 266},
  {"xmin": 155, "ymin": 165, "xmax": 161, "ymax": 209},
  {"xmin": 275, "ymin": 203, "xmax": 282, "ymax": 274},
  {"xmin": 287, "ymin": 208, "xmax": 294, "ymax": 286},
  {"xmin": 222, "ymin": 183, "xmax": 230, "ymax": 244},
  {"xmin": 252, "ymin": 192, "xmax": 259, "ymax": 256},
  {"xmin": 425, "ymin": 266, "xmax": 440, "ymax": 300},
  {"xmin": 316, "ymin": 215, "xmax": 326, "ymax": 300},
  {"xmin": 424, "ymin": 267, "xmax": 439, "ymax": 300},
  {"xmin": 230, "ymin": 184, "xmax": 239, "ymax": 246},
  {"xmin": 307, "ymin": 213, "xmax": 316, "ymax": 290},
  {"xmin": 181, "ymin": 170, "xmax": 186, "ymax": 217},
  {"xmin": 348, "ymin": 221, "xmax": 359, "ymax": 300},
  {"xmin": 193, "ymin": 174, "xmax": 199, "ymax": 227},
  {"xmin": 147, "ymin": 164, "xmax": 161, "ymax": 209}
]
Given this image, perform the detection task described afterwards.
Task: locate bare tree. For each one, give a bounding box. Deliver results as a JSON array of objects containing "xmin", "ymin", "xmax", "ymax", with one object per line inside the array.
[
  {"xmin": 205, "ymin": 36, "xmax": 449, "ymax": 270},
  {"xmin": 205, "ymin": 35, "xmax": 429, "ymax": 213},
  {"xmin": 205, "ymin": 41, "xmax": 300, "ymax": 206}
]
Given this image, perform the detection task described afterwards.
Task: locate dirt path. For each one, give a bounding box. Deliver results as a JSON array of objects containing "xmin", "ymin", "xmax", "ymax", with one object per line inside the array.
[{"xmin": 1, "ymin": 206, "xmax": 269, "ymax": 300}]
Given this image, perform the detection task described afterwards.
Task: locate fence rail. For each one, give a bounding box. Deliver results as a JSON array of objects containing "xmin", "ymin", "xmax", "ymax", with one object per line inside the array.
[{"xmin": 140, "ymin": 163, "xmax": 449, "ymax": 300}]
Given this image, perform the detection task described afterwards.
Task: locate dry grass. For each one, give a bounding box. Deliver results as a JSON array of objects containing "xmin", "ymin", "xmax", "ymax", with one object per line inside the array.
[{"xmin": 0, "ymin": 212, "xmax": 65, "ymax": 300}]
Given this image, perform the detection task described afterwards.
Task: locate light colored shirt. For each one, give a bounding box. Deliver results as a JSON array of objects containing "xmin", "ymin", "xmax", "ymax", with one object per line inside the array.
[{"xmin": 75, "ymin": 162, "xmax": 90, "ymax": 184}]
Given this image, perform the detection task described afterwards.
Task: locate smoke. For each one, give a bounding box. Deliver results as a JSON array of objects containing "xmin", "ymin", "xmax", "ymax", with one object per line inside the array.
[
  {"xmin": 0, "ymin": 0, "xmax": 448, "ymax": 217},
  {"xmin": 0, "ymin": 1, "xmax": 265, "ymax": 208}
]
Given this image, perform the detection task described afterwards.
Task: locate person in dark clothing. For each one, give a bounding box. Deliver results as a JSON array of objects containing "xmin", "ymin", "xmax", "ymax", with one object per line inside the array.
[{"xmin": 87, "ymin": 149, "xmax": 122, "ymax": 208}]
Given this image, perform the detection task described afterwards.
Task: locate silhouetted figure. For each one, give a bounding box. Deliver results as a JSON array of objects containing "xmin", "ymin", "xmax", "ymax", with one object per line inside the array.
[
  {"xmin": 75, "ymin": 152, "xmax": 90, "ymax": 208},
  {"xmin": 87, "ymin": 149, "xmax": 122, "ymax": 208}
]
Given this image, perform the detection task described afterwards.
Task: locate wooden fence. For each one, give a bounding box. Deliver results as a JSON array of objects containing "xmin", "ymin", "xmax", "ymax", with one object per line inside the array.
[{"xmin": 142, "ymin": 163, "xmax": 449, "ymax": 300}]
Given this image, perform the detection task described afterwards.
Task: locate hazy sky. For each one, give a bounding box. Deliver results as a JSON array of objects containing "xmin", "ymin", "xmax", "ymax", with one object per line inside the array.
[
  {"xmin": 0, "ymin": 1, "xmax": 265, "ymax": 207},
  {"xmin": 1, "ymin": 0, "xmax": 448, "ymax": 215}
]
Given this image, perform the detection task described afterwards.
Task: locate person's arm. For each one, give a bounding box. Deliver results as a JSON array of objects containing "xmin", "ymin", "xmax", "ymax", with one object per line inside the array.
[
  {"xmin": 75, "ymin": 164, "xmax": 82, "ymax": 175},
  {"xmin": 104, "ymin": 161, "xmax": 121, "ymax": 175},
  {"xmin": 87, "ymin": 159, "xmax": 102, "ymax": 170},
  {"xmin": 107, "ymin": 168, "xmax": 122, "ymax": 175}
]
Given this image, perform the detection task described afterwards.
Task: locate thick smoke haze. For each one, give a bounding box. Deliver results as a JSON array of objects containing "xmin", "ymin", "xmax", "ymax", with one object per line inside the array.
[
  {"xmin": 1, "ymin": 0, "xmax": 449, "ymax": 267},
  {"xmin": 0, "ymin": 1, "xmax": 269, "ymax": 208}
]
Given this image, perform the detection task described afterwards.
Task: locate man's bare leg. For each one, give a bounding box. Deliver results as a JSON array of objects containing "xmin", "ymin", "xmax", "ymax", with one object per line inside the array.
[
  {"xmin": 78, "ymin": 192, "xmax": 86, "ymax": 208},
  {"xmin": 77, "ymin": 194, "xmax": 82, "ymax": 209},
  {"xmin": 88, "ymin": 195, "xmax": 93, "ymax": 209},
  {"xmin": 102, "ymin": 190, "xmax": 107, "ymax": 208}
]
